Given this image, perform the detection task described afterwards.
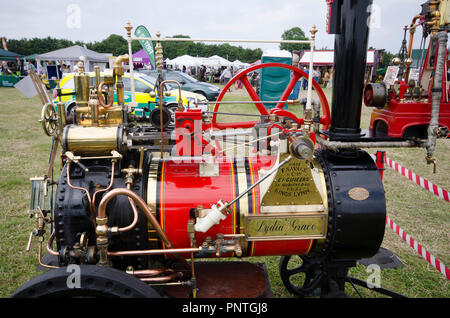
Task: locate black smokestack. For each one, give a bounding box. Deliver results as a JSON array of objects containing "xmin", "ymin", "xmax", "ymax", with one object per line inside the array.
[{"xmin": 328, "ymin": 0, "xmax": 373, "ymax": 140}]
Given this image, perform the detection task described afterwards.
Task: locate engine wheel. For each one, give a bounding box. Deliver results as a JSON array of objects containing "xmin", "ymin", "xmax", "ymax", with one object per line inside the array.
[
  {"xmin": 40, "ymin": 102, "xmax": 58, "ymax": 136},
  {"xmin": 279, "ymin": 255, "xmax": 322, "ymax": 297},
  {"xmin": 211, "ymin": 62, "xmax": 331, "ymax": 130},
  {"xmin": 11, "ymin": 265, "xmax": 161, "ymax": 298}
]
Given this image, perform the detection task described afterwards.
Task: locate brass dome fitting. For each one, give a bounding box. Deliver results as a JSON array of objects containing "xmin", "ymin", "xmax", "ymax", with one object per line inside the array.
[{"xmin": 392, "ymin": 57, "xmax": 402, "ymax": 66}]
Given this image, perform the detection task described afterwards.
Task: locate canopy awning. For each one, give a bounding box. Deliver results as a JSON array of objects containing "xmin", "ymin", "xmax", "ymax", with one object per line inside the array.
[
  {"xmin": 22, "ymin": 53, "xmax": 39, "ymax": 61},
  {"xmin": 132, "ymin": 49, "xmax": 151, "ymax": 64},
  {"xmin": 36, "ymin": 45, "xmax": 108, "ymax": 63},
  {"xmin": 0, "ymin": 48, "xmax": 22, "ymax": 61},
  {"xmin": 299, "ymin": 50, "xmax": 375, "ymax": 66}
]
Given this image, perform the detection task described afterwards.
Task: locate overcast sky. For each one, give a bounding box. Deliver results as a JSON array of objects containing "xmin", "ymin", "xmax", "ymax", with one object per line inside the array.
[{"xmin": 1, "ymin": 0, "xmax": 423, "ymax": 54}]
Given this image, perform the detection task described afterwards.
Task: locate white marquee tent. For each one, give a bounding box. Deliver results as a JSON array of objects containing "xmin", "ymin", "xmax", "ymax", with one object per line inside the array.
[
  {"xmin": 166, "ymin": 55, "xmax": 201, "ymax": 68},
  {"xmin": 232, "ymin": 59, "xmax": 250, "ymax": 68},
  {"xmin": 166, "ymin": 54, "xmax": 236, "ymax": 68}
]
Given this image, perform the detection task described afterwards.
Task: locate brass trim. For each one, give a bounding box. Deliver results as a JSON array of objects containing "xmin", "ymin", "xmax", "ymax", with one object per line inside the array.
[
  {"xmin": 260, "ymin": 204, "xmax": 324, "ymax": 213},
  {"xmin": 236, "ymin": 159, "xmax": 249, "ymax": 255},
  {"xmin": 146, "ymin": 158, "xmax": 160, "ymax": 249}
]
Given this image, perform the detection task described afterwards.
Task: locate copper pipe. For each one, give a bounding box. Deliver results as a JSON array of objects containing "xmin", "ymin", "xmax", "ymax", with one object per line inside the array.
[
  {"xmin": 91, "ymin": 161, "xmax": 116, "ymax": 215},
  {"xmin": 98, "ymin": 82, "xmax": 113, "ymax": 108},
  {"xmin": 132, "ymin": 268, "xmax": 171, "ymax": 277},
  {"xmin": 39, "ymin": 239, "xmax": 59, "ymax": 269},
  {"xmin": 108, "ymin": 247, "xmax": 201, "ymax": 257},
  {"xmin": 66, "ymin": 162, "xmax": 94, "ymax": 223},
  {"xmin": 118, "ymin": 183, "xmax": 139, "ymax": 233},
  {"xmin": 139, "ymin": 272, "xmax": 179, "ymax": 283},
  {"xmin": 46, "ymin": 231, "xmax": 59, "ymax": 256},
  {"xmin": 98, "ymin": 188, "xmax": 191, "ymax": 269}
]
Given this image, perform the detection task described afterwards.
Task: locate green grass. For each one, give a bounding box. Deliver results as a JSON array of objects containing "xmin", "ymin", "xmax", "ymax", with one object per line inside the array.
[{"xmin": 0, "ymin": 85, "xmax": 449, "ymax": 298}]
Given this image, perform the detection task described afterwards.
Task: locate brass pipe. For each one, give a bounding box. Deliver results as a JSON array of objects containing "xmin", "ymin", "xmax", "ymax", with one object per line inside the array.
[
  {"xmin": 98, "ymin": 82, "xmax": 113, "ymax": 108},
  {"xmin": 94, "ymin": 66, "xmax": 101, "ymax": 92},
  {"xmin": 114, "ymin": 54, "xmax": 129, "ymax": 66},
  {"xmin": 98, "ymin": 188, "xmax": 191, "ymax": 269},
  {"xmin": 114, "ymin": 54, "xmax": 128, "ymax": 107},
  {"xmin": 408, "ymin": 14, "xmax": 422, "ymax": 58}
]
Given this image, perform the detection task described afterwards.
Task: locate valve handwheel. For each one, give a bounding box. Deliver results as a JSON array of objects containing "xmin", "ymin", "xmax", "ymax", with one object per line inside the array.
[
  {"xmin": 211, "ymin": 63, "xmax": 331, "ymax": 130},
  {"xmin": 40, "ymin": 102, "xmax": 58, "ymax": 137}
]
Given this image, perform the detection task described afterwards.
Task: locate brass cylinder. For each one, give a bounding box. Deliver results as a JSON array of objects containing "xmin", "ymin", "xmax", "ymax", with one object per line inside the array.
[
  {"xmin": 56, "ymin": 102, "xmax": 67, "ymax": 136},
  {"xmin": 74, "ymin": 63, "xmax": 90, "ymax": 107},
  {"xmin": 88, "ymin": 94, "xmax": 100, "ymax": 125},
  {"xmin": 62, "ymin": 125, "xmax": 123, "ymax": 156},
  {"xmin": 94, "ymin": 66, "xmax": 101, "ymax": 92}
]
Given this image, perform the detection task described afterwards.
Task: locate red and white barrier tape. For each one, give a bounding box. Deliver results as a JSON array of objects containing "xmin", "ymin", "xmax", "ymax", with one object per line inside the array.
[
  {"xmin": 386, "ymin": 215, "xmax": 450, "ymax": 280},
  {"xmin": 371, "ymin": 154, "xmax": 449, "ymax": 202}
]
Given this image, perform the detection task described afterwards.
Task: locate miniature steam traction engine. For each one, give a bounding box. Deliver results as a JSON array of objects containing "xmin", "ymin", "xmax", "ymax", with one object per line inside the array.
[
  {"xmin": 12, "ymin": 0, "xmax": 448, "ymax": 298},
  {"xmin": 363, "ymin": 0, "xmax": 450, "ymax": 162}
]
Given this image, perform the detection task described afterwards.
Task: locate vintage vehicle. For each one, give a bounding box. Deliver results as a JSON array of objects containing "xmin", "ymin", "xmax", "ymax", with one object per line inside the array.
[
  {"xmin": 139, "ymin": 69, "xmax": 221, "ymax": 101},
  {"xmin": 363, "ymin": 0, "xmax": 450, "ymax": 144},
  {"xmin": 11, "ymin": 0, "xmax": 448, "ymax": 298}
]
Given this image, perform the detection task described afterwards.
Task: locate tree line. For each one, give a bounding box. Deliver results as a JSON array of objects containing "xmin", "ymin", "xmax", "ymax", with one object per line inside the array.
[{"xmin": 3, "ymin": 34, "xmax": 262, "ymax": 63}]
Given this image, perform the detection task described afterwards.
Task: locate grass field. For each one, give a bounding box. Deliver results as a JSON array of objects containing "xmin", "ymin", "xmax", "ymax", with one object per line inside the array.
[{"xmin": 0, "ymin": 85, "xmax": 448, "ymax": 298}]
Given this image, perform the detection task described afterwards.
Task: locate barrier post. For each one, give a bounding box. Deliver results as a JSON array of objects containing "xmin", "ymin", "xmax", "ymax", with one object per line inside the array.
[{"xmin": 375, "ymin": 151, "xmax": 385, "ymax": 180}]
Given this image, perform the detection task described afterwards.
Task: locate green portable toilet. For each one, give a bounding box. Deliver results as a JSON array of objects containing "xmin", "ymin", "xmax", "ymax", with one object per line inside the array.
[{"xmin": 259, "ymin": 50, "xmax": 292, "ymax": 109}]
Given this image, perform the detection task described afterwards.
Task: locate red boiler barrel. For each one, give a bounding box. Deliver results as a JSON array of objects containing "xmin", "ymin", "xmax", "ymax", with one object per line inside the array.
[{"xmin": 146, "ymin": 156, "xmax": 316, "ymax": 257}]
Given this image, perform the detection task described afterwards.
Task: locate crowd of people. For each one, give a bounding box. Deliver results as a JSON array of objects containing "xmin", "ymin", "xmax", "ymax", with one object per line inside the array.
[
  {"xmin": 0, "ymin": 59, "xmax": 36, "ymax": 76},
  {"xmin": 172, "ymin": 64, "xmax": 260, "ymax": 91},
  {"xmin": 298, "ymin": 65, "xmax": 333, "ymax": 90}
]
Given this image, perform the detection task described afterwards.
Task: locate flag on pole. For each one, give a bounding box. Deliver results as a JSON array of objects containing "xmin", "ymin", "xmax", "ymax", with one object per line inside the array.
[
  {"xmin": 134, "ymin": 25, "xmax": 156, "ymax": 69},
  {"xmin": 2, "ymin": 37, "xmax": 8, "ymax": 50}
]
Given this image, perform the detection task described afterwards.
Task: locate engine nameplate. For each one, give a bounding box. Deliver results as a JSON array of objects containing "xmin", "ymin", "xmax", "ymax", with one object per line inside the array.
[{"xmin": 245, "ymin": 213, "xmax": 327, "ymax": 241}]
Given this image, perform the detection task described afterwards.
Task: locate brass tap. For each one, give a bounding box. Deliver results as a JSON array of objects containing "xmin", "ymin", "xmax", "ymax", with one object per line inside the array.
[
  {"xmin": 121, "ymin": 164, "xmax": 142, "ymax": 186},
  {"xmin": 95, "ymin": 216, "xmax": 109, "ymax": 265},
  {"xmin": 425, "ymin": 155, "xmax": 437, "ymax": 174}
]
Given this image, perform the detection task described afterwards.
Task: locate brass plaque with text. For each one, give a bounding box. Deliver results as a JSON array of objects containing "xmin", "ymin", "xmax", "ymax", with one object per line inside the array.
[{"xmin": 245, "ymin": 214, "xmax": 327, "ymax": 241}]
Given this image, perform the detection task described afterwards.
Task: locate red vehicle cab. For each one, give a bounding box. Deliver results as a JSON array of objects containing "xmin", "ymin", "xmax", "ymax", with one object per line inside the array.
[{"xmin": 364, "ymin": 5, "xmax": 450, "ymax": 139}]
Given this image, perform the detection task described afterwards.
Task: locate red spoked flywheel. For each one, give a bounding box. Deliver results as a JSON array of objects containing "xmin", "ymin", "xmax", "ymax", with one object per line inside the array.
[{"xmin": 211, "ymin": 63, "xmax": 331, "ymax": 130}]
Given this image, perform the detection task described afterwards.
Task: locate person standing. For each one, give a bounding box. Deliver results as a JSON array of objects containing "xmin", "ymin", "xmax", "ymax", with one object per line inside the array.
[
  {"xmin": 302, "ymin": 67, "xmax": 309, "ymax": 90},
  {"xmin": 328, "ymin": 67, "xmax": 333, "ymax": 88},
  {"xmin": 323, "ymin": 70, "xmax": 330, "ymax": 88},
  {"xmin": 220, "ymin": 67, "xmax": 232, "ymax": 91}
]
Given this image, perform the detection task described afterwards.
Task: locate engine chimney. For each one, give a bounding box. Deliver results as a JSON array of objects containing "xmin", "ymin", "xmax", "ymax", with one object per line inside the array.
[{"xmin": 328, "ymin": 0, "xmax": 373, "ymax": 140}]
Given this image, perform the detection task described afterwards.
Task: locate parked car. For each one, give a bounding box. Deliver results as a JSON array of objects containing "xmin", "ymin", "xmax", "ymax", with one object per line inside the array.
[
  {"xmin": 138, "ymin": 69, "xmax": 221, "ymax": 101},
  {"xmin": 55, "ymin": 72, "xmax": 208, "ymax": 117}
]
